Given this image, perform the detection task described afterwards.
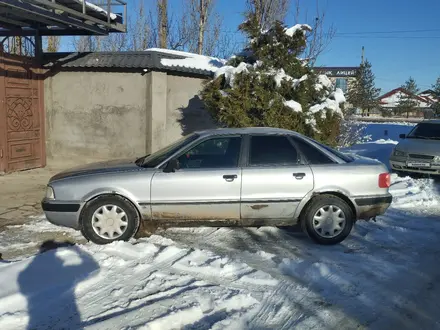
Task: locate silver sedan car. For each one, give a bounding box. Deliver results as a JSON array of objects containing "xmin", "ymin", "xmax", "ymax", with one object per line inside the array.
[
  {"xmin": 390, "ymin": 120, "xmax": 440, "ymax": 176},
  {"xmin": 42, "ymin": 127, "xmax": 392, "ymax": 245}
]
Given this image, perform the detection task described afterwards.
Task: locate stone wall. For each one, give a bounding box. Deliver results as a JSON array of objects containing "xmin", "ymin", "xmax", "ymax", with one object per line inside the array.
[{"xmin": 44, "ymin": 70, "xmax": 214, "ymax": 163}]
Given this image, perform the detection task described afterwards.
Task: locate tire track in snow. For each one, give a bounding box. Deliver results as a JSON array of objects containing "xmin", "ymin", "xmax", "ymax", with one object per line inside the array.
[
  {"xmin": 159, "ymin": 227, "xmax": 334, "ymax": 328},
  {"xmin": 76, "ymin": 246, "xmax": 191, "ymax": 322}
]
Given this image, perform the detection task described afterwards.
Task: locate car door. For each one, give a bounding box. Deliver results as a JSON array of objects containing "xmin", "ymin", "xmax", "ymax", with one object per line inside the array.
[
  {"xmin": 240, "ymin": 134, "xmax": 314, "ymax": 220},
  {"xmin": 150, "ymin": 135, "xmax": 243, "ymax": 221}
]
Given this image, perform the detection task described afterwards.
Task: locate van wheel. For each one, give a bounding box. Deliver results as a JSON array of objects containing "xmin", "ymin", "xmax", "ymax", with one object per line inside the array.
[
  {"xmin": 300, "ymin": 195, "xmax": 354, "ymax": 245},
  {"xmin": 80, "ymin": 195, "xmax": 140, "ymax": 245}
]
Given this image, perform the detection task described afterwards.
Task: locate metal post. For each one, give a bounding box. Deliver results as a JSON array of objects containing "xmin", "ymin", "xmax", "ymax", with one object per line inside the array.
[
  {"xmin": 107, "ymin": 0, "xmax": 111, "ymax": 24},
  {"xmin": 361, "ymin": 46, "xmax": 365, "ymax": 65},
  {"xmin": 35, "ymin": 30, "xmax": 42, "ymax": 62}
]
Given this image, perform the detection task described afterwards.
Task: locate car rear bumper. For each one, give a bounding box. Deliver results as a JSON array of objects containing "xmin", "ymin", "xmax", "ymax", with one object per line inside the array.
[
  {"xmin": 41, "ymin": 199, "xmax": 82, "ymax": 230},
  {"xmin": 354, "ymin": 194, "xmax": 392, "ymax": 220},
  {"xmin": 390, "ymin": 158, "xmax": 440, "ymax": 175}
]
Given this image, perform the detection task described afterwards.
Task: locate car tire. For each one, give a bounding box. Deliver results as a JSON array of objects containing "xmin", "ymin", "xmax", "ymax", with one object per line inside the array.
[
  {"xmin": 300, "ymin": 195, "xmax": 354, "ymax": 245},
  {"xmin": 80, "ymin": 195, "xmax": 140, "ymax": 245}
]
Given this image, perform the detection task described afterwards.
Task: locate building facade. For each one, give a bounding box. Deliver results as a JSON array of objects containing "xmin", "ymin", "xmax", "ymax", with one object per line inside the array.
[
  {"xmin": 378, "ymin": 87, "xmax": 435, "ymax": 118},
  {"xmin": 314, "ymin": 67, "xmax": 359, "ymax": 94}
]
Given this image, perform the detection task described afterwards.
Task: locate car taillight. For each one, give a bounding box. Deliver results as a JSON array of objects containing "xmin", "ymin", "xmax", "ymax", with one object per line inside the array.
[{"xmin": 378, "ymin": 173, "xmax": 391, "ymax": 188}]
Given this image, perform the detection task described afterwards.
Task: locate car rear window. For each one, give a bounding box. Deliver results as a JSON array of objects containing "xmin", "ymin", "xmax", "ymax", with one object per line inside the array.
[
  {"xmin": 304, "ymin": 138, "xmax": 354, "ymax": 163},
  {"xmin": 290, "ymin": 137, "xmax": 335, "ymax": 164}
]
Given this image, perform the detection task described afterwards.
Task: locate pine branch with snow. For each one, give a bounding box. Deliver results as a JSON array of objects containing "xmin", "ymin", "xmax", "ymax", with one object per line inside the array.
[{"xmin": 201, "ymin": 13, "xmax": 345, "ymax": 145}]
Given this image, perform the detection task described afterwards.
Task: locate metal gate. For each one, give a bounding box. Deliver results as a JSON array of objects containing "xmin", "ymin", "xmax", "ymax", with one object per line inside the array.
[{"xmin": 0, "ymin": 52, "xmax": 45, "ymax": 173}]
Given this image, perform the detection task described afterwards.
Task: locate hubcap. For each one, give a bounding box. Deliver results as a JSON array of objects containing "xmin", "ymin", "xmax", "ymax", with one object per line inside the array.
[
  {"xmin": 312, "ymin": 205, "xmax": 346, "ymax": 238},
  {"xmin": 91, "ymin": 205, "xmax": 128, "ymax": 240}
]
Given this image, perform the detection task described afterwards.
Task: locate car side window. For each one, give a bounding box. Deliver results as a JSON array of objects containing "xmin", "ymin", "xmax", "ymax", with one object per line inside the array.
[
  {"xmin": 249, "ymin": 135, "xmax": 299, "ymax": 166},
  {"xmin": 290, "ymin": 136, "xmax": 335, "ymax": 165},
  {"xmin": 177, "ymin": 136, "xmax": 242, "ymax": 169}
]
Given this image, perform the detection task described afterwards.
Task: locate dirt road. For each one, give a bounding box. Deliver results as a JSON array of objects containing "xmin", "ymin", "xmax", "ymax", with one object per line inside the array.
[
  {"xmin": 0, "ymin": 159, "xmax": 106, "ymax": 228},
  {"xmin": 0, "ymin": 160, "xmax": 100, "ymax": 259}
]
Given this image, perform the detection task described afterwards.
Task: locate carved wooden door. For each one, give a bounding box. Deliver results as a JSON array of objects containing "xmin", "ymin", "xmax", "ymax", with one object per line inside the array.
[{"xmin": 0, "ymin": 52, "xmax": 45, "ymax": 172}]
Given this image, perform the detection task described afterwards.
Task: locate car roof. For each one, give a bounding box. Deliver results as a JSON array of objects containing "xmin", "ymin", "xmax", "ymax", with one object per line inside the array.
[{"xmin": 195, "ymin": 127, "xmax": 302, "ymax": 137}]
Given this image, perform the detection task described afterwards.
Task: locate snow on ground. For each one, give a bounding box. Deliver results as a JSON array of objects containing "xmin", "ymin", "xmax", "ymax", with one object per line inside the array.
[
  {"xmin": 361, "ymin": 122, "xmax": 414, "ymax": 140},
  {"xmin": 1, "ymin": 122, "xmax": 440, "ymax": 329}
]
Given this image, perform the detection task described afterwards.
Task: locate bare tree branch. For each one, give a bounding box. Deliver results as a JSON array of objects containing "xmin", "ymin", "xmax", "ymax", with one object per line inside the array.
[
  {"xmin": 295, "ymin": 0, "xmax": 336, "ymax": 66},
  {"xmin": 246, "ymin": 0, "xmax": 290, "ymax": 31}
]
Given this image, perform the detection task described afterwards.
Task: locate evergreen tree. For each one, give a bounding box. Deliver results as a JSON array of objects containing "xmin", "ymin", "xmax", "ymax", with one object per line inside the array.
[
  {"xmin": 397, "ymin": 77, "xmax": 419, "ymax": 118},
  {"xmin": 431, "ymin": 77, "xmax": 440, "ymax": 117},
  {"xmin": 200, "ymin": 13, "xmax": 346, "ymax": 146},
  {"xmin": 346, "ymin": 60, "xmax": 381, "ymax": 117}
]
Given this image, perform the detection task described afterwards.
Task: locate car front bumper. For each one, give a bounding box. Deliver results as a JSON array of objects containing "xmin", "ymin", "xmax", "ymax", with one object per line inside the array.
[
  {"xmin": 41, "ymin": 198, "xmax": 82, "ymax": 230},
  {"xmin": 389, "ymin": 155, "xmax": 440, "ymax": 175},
  {"xmin": 354, "ymin": 193, "xmax": 393, "ymax": 220}
]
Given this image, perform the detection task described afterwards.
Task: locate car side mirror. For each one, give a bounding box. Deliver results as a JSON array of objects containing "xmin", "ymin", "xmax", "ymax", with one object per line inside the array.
[
  {"xmin": 399, "ymin": 134, "xmax": 406, "ymax": 139},
  {"xmin": 163, "ymin": 159, "xmax": 179, "ymax": 173}
]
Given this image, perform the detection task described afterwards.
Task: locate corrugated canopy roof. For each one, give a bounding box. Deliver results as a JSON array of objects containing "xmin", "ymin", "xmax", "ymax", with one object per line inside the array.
[{"xmin": 42, "ymin": 49, "xmax": 216, "ymax": 77}]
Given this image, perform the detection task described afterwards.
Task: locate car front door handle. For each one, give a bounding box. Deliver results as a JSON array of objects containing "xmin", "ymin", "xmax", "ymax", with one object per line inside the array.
[
  {"xmin": 293, "ymin": 172, "xmax": 306, "ymax": 180},
  {"xmin": 223, "ymin": 174, "xmax": 238, "ymax": 182}
]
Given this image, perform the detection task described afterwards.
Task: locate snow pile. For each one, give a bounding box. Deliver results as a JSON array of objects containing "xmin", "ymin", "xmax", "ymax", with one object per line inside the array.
[
  {"xmin": 283, "ymin": 100, "xmax": 302, "ymax": 112},
  {"xmin": 214, "ymin": 62, "xmax": 251, "ymax": 87},
  {"xmin": 150, "ymin": 48, "xmax": 226, "ymax": 73},
  {"xmin": 308, "ymin": 87, "xmax": 346, "ymax": 119},
  {"xmin": 293, "ymin": 74, "xmax": 308, "ymax": 89},
  {"xmin": 272, "ymin": 68, "xmax": 293, "ymax": 87},
  {"xmin": 330, "ymin": 88, "xmax": 346, "ymax": 104},
  {"xmin": 369, "ymin": 138, "xmax": 399, "ymax": 145},
  {"xmin": 284, "ymin": 24, "xmax": 312, "ymax": 37},
  {"xmin": 269, "ymin": 69, "xmax": 308, "ymax": 89},
  {"xmin": 318, "ymin": 74, "xmax": 333, "ymax": 88},
  {"xmin": 309, "ymin": 98, "xmax": 343, "ymax": 116}
]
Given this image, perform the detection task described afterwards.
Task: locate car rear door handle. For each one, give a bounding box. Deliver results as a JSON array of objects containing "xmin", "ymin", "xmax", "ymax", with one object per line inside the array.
[
  {"xmin": 293, "ymin": 172, "xmax": 306, "ymax": 180},
  {"xmin": 223, "ymin": 174, "xmax": 237, "ymax": 182}
]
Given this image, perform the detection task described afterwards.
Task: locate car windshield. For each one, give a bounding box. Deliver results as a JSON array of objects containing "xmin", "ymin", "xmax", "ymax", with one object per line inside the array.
[
  {"xmin": 135, "ymin": 133, "xmax": 199, "ymax": 168},
  {"xmin": 407, "ymin": 123, "xmax": 440, "ymax": 140}
]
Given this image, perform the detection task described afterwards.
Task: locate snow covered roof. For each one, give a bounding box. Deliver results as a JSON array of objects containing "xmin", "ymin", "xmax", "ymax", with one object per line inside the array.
[
  {"xmin": 42, "ymin": 49, "xmax": 221, "ymax": 77},
  {"xmin": 378, "ymin": 88, "xmax": 433, "ymax": 108},
  {"xmin": 147, "ymin": 48, "xmax": 226, "ymax": 74}
]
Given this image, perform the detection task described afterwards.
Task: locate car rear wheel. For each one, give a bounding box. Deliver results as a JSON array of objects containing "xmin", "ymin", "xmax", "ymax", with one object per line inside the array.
[
  {"xmin": 300, "ymin": 195, "xmax": 354, "ymax": 245},
  {"xmin": 80, "ymin": 195, "xmax": 140, "ymax": 245}
]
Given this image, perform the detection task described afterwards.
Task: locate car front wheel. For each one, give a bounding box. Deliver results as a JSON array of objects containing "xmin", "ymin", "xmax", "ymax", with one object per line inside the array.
[
  {"xmin": 300, "ymin": 195, "xmax": 354, "ymax": 245},
  {"xmin": 80, "ymin": 195, "xmax": 140, "ymax": 245}
]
